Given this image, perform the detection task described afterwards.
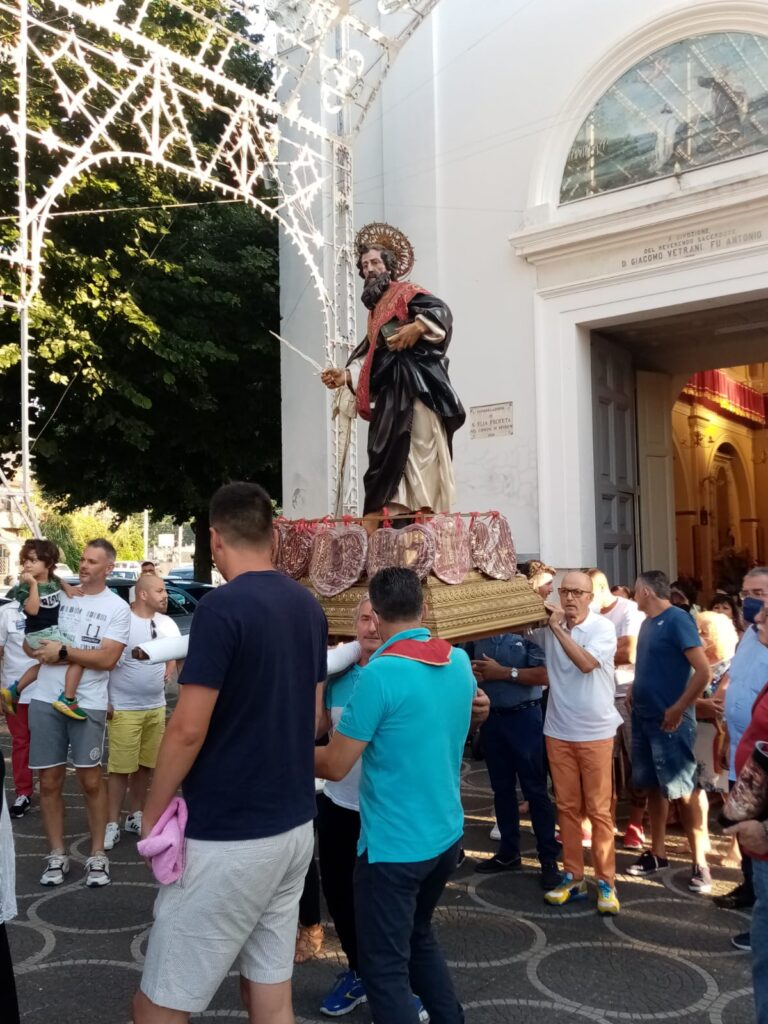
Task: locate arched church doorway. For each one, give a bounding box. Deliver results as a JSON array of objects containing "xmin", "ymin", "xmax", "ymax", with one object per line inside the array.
[{"xmin": 592, "ymin": 305, "xmax": 768, "ymax": 601}]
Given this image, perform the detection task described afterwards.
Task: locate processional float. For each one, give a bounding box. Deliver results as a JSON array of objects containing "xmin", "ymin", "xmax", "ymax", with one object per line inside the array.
[{"xmin": 3, "ymin": 0, "xmax": 543, "ymax": 637}]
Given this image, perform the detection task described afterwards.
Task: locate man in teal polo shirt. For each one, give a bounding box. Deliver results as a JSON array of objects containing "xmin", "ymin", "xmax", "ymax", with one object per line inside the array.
[{"xmin": 315, "ymin": 567, "xmax": 475, "ymax": 1024}]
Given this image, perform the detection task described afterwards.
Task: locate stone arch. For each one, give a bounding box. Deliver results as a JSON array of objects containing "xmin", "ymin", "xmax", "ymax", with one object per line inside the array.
[{"xmin": 705, "ymin": 437, "xmax": 756, "ymax": 551}]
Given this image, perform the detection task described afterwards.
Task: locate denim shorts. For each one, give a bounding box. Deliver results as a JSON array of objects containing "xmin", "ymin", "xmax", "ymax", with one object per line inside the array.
[{"xmin": 631, "ymin": 711, "xmax": 697, "ymax": 800}]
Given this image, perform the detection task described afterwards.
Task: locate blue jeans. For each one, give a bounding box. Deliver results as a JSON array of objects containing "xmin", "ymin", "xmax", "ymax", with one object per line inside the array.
[
  {"xmin": 354, "ymin": 841, "xmax": 465, "ymax": 1024},
  {"xmin": 753, "ymin": 858, "xmax": 768, "ymax": 1023},
  {"xmin": 481, "ymin": 705, "xmax": 559, "ymax": 863},
  {"xmin": 631, "ymin": 711, "xmax": 697, "ymax": 800}
]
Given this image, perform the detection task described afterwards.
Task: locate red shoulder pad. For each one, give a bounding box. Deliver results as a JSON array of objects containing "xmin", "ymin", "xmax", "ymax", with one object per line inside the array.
[{"xmin": 379, "ymin": 638, "xmax": 452, "ymax": 666}]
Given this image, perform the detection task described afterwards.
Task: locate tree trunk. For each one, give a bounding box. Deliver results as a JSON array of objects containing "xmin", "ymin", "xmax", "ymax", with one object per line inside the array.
[{"xmin": 192, "ymin": 513, "xmax": 212, "ymax": 583}]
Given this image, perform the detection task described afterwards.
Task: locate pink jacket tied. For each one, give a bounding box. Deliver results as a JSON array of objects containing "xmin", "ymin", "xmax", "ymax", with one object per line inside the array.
[{"xmin": 137, "ymin": 797, "xmax": 187, "ymax": 884}]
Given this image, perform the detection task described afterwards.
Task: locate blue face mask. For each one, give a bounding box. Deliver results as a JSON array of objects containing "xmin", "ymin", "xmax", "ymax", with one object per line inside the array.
[{"xmin": 743, "ymin": 596, "xmax": 764, "ymax": 624}]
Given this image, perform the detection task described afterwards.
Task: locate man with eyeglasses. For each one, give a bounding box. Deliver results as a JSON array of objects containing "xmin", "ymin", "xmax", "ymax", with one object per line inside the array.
[
  {"xmin": 533, "ymin": 571, "xmax": 621, "ymax": 915},
  {"xmin": 715, "ymin": 567, "xmax": 768, "ymax": 949},
  {"xmin": 103, "ymin": 574, "xmax": 180, "ymax": 851}
]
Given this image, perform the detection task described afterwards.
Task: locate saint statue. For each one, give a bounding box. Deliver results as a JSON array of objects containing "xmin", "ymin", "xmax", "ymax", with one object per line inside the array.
[{"xmin": 321, "ymin": 223, "xmax": 465, "ymax": 529}]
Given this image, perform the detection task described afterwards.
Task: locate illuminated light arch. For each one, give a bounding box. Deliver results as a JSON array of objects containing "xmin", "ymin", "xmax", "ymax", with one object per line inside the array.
[{"xmin": 1, "ymin": 0, "xmax": 443, "ymax": 527}]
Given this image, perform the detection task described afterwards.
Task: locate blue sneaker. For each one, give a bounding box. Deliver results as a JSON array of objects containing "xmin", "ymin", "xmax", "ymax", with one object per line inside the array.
[{"xmin": 320, "ymin": 970, "xmax": 367, "ymax": 1016}]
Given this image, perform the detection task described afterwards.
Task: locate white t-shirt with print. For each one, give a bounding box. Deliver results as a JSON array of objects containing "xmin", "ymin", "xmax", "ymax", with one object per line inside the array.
[
  {"xmin": 109, "ymin": 611, "xmax": 181, "ymax": 710},
  {"xmin": 34, "ymin": 590, "xmax": 131, "ymax": 711},
  {"xmin": 0, "ymin": 601, "xmax": 38, "ymax": 703}
]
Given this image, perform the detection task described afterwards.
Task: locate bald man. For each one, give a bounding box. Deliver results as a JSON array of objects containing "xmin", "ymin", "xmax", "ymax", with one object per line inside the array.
[
  {"xmin": 103, "ymin": 574, "xmax": 180, "ymax": 850},
  {"xmin": 532, "ymin": 571, "xmax": 621, "ymax": 914}
]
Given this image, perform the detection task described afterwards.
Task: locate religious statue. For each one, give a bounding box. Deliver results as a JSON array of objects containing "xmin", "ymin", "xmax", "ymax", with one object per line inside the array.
[{"xmin": 321, "ymin": 223, "xmax": 465, "ymax": 528}]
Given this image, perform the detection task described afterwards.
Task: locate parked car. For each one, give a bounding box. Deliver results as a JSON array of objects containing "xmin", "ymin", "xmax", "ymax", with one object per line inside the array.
[
  {"xmin": 111, "ymin": 578, "xmax": 198, "ymax": 635},
  {"xmin": 61, "ymin": 576, "xmax": 198, "ymax": 635},
  {"xmin": 164, "ymin": 579, "xmax": 217, "ymax": 603},
  {"xmin": 166, "ymin": 564, "xmax": 194, "ymax": 581},
  {"xmin": 113, "ymin": 560, "xmax": 142, "ymax": 580}
]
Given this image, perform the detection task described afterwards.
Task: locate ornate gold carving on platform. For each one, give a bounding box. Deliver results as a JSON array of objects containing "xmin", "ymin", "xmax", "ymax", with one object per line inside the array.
[{"xmin": 305, "ymin": 571, "xmax": 546, "ymax": 641}]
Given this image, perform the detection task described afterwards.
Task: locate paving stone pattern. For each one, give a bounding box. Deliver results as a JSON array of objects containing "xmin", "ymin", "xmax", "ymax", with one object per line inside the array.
[{"xmin": 2, "ymin": 731, "xmax": 755, "ymax": 1023}]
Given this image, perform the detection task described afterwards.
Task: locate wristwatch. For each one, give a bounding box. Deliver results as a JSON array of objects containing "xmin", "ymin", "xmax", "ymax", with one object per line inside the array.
[
  {"xmin": 509, "ymin": 667, "xmax": 519, "ymax": 680},
  {"xmin": 57, "ymin": 644, "xmax": 67, "ymax": 662}
]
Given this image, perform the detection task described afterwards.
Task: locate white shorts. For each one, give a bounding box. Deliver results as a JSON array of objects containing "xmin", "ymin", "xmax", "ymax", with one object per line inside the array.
[{"xmin": 140, "ymin": 821, "xmax": 314, "ymax": 1013}]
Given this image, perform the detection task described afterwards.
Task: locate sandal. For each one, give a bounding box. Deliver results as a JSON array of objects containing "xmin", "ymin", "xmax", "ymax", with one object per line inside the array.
[{"xmin": 294, "ymin": 923, "xmax": 324, "ymax": 964}]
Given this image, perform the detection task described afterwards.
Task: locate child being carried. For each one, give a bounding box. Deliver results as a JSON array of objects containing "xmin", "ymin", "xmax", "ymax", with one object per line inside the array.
[{"xmin": 1, "ymin": 539, "xmax": 86, "ymax": 720}]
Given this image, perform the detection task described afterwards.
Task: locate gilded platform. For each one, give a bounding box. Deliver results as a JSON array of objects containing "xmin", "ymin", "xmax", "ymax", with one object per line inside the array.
[{"xmin": 305, "ymin": 571, "xmax": 547, "ymax": 642}]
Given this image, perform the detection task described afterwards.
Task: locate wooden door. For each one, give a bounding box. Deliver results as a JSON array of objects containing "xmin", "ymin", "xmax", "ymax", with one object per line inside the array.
[{"xmin": 591, "ymin": 334, "xmax": 638, "ymax": 586}]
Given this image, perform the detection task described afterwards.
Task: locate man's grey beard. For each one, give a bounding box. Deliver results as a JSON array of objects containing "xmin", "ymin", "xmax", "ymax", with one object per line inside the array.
[{"xmin": 361, "ymin": 271, "xmax": 391, "ymax": 310}]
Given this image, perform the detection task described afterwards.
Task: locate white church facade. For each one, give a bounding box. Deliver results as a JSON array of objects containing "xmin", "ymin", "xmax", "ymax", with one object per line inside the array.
[{"xmin": 279, "ymin": 0, "xmax": 768, "ymax": 596}]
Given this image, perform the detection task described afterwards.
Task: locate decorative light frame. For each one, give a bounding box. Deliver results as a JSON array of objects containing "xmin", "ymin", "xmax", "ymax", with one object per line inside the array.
[{"xmin": 1, "ymin": 0, "xmax": 440, "ymax": 530}]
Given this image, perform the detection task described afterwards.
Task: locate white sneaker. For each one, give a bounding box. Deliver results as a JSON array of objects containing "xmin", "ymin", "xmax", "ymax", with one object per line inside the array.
[
  {"xmin": 490, "ymin": 823, "xmax": 501, "ymax": 841},
  {"xmin": 85, "ymin": 853, "xmax": 111, "ymax": 887},
  {"xmin": 124, "ymin": 811, "xmax": 142, "ymax": 835},
  {"xmin": 104, "ymin": 822, "xmax": 120, "ymax": 850},
  {"xmin": 41, "ymin": 852, "xmax": 70, "ymax": 886}
]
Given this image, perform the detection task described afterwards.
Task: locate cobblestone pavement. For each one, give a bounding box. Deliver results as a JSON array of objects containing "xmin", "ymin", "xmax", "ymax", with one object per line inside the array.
[{"xmin": 2, "ymin": 729, "xmax": 755, "ymax": 1024}]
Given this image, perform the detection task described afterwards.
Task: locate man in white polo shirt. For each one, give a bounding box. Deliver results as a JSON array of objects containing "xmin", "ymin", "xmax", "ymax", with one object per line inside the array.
[
  {"xmin": 535, "ymin": 571, "xmax": 621, "ymax": 914},
  {"xmin": 104, "ymin": 574, "xmax": 180, "ymax": 850}
]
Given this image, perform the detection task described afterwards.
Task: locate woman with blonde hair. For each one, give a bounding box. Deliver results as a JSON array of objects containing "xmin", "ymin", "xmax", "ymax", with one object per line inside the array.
[{"xmin": 694, "ymin": 610, "xmax": 738, "ymax": 794}]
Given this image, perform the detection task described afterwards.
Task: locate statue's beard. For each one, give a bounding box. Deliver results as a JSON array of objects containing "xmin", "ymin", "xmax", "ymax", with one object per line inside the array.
[{"xmin": 361, "ymin": 271, "xmax": 391, "ymax": 310}]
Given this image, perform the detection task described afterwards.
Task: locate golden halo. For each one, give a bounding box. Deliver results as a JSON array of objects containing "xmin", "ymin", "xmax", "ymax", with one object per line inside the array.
[{"xmin": 355, "ymin": 222, "xmax": 414, "ymax": 280}]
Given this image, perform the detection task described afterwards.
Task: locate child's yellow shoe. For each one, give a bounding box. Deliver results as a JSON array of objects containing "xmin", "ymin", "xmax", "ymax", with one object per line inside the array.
[
  {"xmin": 52, "ymin": 693, "xmax": 88, "ymax": 721},
  {"xmin": 0, "ymin": 684, "xmax": 19, "ymax": 716}
]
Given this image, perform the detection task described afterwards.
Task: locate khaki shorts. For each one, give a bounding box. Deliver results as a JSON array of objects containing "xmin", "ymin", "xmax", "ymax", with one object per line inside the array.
[
  {"xmin": 107, "ymin": 707, "xmax": 166, "ymax": 774},
  {"xmin": 140, "ymin": 821, "xmax": 314, "ymax": 1013},
  {"xmin": 25, "ymin": 626, "xmax": 66, "ymax": 650}
]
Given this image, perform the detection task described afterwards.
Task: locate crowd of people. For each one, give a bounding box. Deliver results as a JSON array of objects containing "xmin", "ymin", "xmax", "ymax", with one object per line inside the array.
[{"xmin": 0, "ymin": 484, "xmax": 767, "ymax": 1024}]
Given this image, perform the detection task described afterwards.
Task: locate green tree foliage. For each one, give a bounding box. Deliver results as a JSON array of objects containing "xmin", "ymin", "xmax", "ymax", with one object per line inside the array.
[
  {"xmin": 0, "ymin": 0, "xmax": 281, "ymax": 581},
  {"xmin": 39, "ymin": 506, "xmax": 144, "ymax": 569}
]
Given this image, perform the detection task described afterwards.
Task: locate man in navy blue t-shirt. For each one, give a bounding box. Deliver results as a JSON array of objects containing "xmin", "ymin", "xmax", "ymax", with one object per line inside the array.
[
  {"xmin": 626, "ymin": 570, "xmax": 711, "ymax": 894},
  {"xmin": 134, "ymin": 482, "xmax": 327, "ymax": 1024}
]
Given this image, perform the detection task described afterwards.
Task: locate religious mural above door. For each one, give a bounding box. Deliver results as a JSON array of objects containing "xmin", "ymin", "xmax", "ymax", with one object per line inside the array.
[{"xmin": 561, "ymin": 32, "xmax": 768, "ymax": 202}]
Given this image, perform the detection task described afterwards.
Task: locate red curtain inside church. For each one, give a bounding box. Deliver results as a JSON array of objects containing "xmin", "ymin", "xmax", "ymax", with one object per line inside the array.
[{"xmin": 682, "ymin": 370, "xmax": 766, "ymax": 427}]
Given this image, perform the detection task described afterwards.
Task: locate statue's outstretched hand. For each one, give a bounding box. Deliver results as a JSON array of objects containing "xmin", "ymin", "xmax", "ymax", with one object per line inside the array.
[
  {"xmin": 388, "ymin": 321, "xmax": 426, "ymax": 351},
  {"xmin": 321, "ymin": 368, "xmax": 347, "ymax": 389}
]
